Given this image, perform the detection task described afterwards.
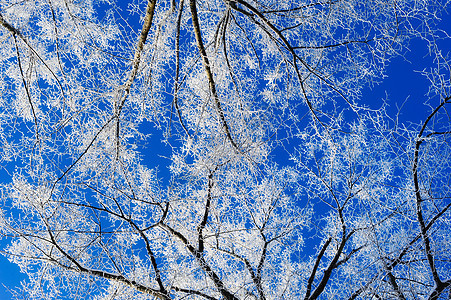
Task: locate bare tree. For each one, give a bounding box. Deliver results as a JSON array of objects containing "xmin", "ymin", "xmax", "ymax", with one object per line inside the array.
[{"xmin": 0, "ymin": 0, "xmax": 450, "ymax": 299}]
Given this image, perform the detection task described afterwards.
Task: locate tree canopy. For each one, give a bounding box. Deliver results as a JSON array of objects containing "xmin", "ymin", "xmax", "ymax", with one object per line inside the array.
[{"xmin": 0, "ymin": 0, "xmax": 450, "ymax": 299}]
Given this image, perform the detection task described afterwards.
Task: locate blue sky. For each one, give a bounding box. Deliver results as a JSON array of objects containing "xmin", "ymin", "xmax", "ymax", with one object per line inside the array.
[{"xmin": 0, "ymin": 3, "xmax": 449, "ymax": 300}]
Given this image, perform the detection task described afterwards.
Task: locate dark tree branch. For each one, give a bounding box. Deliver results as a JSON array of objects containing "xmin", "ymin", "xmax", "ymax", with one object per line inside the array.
[
  {"xmin": 413, "ymin": 96, "xmax": 451, "ymax": 290},
  {"xmin": 189, "ymin": 0, "xmax": 240, "ymax": 152}
]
